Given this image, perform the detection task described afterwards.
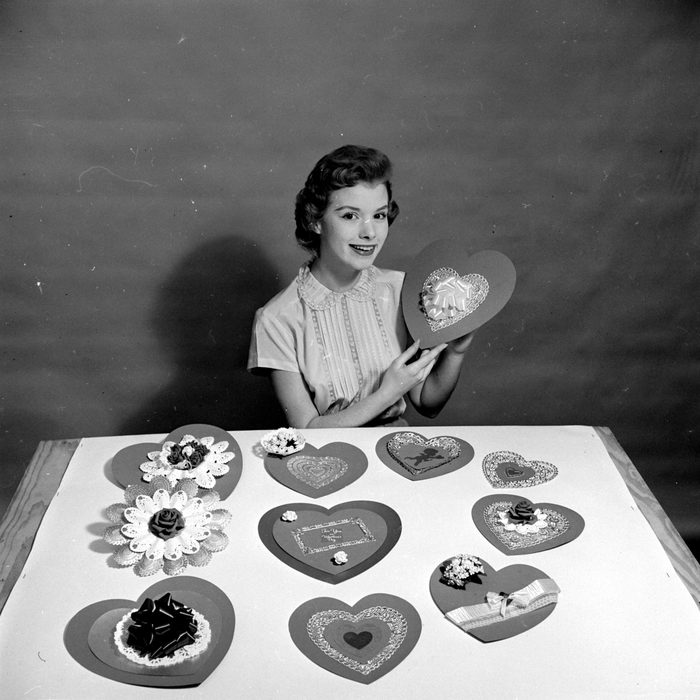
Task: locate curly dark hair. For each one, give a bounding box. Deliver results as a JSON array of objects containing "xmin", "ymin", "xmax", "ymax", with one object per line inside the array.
[{"xmin": 294, "ymin": 145, "xmax": 400, "ymax": 257}]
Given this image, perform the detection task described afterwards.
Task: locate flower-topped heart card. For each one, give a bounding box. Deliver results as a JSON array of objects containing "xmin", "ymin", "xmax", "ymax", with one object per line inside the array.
[
  {"xmin": 64, "ymin": 576, "xmax": 234, "ymax": 687},
  {"xmin": 429, "ymin": 555, "xmax": 559, "ymax": 642},
  {"xmin": 375, "ymin": 431, "xmax": 474, "ymax": 481},
  {"xmin": 103, "ymin": 476, "xmax": 232, "ymax": 577},
  {"xmin": 289, "ymin": 593, "xmax": 421, "ymax": 684},
  {"xmin": 258, "ymin": 500, "xmax": 401, "ymax": 584},
  {"xmin": 472, "ymin": 494, "xmax": 585, "ymax": 555},
  {"xmin": 261, "ymin": 428, "xmax": 368, "ymax": 498},
  {"xmin": 111, "ymin": 424, "xmax": 242, "ymax": 499},
  {"xmin": 482, "ymin": 450, "xmax": 558, "ymax": 488},
  {"xmin": 402, "ymin": 241, "xmax": 516, "ymax": 347}
]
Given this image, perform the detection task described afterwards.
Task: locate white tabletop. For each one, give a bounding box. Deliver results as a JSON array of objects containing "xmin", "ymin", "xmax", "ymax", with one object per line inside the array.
[{"xmin": 1, "ymin": 426, "xmax": 698, "ymax": 699}]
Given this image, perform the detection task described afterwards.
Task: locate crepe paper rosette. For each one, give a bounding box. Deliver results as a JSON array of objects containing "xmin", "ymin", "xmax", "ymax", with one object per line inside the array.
[
  {"xmin": 64, "ymin": 576, "xmax": 234, "ymax": 688},
  {"xmin": 111, "ymin": 424, "xmax": 242, "ymax": 499},
  {"xmin": 402, "ymin": 240, "xmax": 516, "ymax": 348},
  {"xmin": 375, "ymin": 431, "xmax": 474, "ymax": 481},
  {"xmin": 472, "ymin": 494, "xmax": 585, "ymax": 555},
  {"xmin": 289, "ymin": 593, "xmax": 421, "ymax": 684},
  {"xmin": 482, "ymin": 450, "xmax": 558, "ymax": 488},
  {"xmin": 258, "ymin": 501, "xmax": 402, "ymax": 584},
  {"xmin": 429, "ymin": 556, "xmax": 560, "ymax": 643},
  {"xmin": 263, "ymin": 436, "xmax": 368, "ymax": 498},
  {"xmin": 103, "ymin": 476, "xmax": 232, "ymax": 576}
]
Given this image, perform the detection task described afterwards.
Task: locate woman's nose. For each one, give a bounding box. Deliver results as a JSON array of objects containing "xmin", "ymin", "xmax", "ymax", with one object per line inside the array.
[{"xmin": 360, "ymin": 217, "xmax": 375, "ymax": 238}]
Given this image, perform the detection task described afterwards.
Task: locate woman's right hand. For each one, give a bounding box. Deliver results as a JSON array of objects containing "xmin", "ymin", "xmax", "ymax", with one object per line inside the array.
[{"xmin": 379, "ymin": 340, "xmax": 447, "ymax": 402}]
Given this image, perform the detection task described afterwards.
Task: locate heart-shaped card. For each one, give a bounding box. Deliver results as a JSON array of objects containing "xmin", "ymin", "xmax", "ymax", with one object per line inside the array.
[
  {"xmin": 64, "ymin": 576, "xmax": 234, "ymax": 687},
  {"xmin": 482, "ymin": 450, "xmax": 558, "ymax": 488},
  {"xmin": 429, "ymin": 557, "xmax": 558, "ymax": 642},
  {"xmin": 111, "ymin": 424, "xmax": 242, "ymax": 499},
  {"xmin": 402, "ymin": 241, "xmax": 516, "ymax": 348},
  {"xmin": 264, "ymin": 442, "xmax": 367, "ymax": 498},
  {"xmin": 258, "ymin": 501, "xmax": 401, "ymax": 583},
  {"xmin": 289, "ymin": 593, "xmax": 421, "ymax": 684},
  {"xmin": 375, "ymin": 431, "xmax": 474, "ymax": 480},
  {"xmin": 472, "ymin": 494, "xmax": 585, "ymax": 555}
]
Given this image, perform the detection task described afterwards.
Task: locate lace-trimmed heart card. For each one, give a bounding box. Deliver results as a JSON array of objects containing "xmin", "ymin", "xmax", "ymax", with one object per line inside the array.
[
  {"xmin": 482, "ymin": 450, "xmax": 558, "ymax": 488},
  {"xmin": 472, "ymin": 494, "xmax": 585, "ymax": 555},
  {"xmin": 264, "ymin": 442, "xmax": 368, "ymax": 498},
  {"xmin": 375, "ymin": 431, "xmax": 474, "ymax": 480},
  {"xmin": 258, "ymin": 501, "xmax": 401, "ymax": 583},
  {"xmin": 289, "ymin": 593, "xmax": 421, "ymax": 684},
  {"xmin": 402, "ymin": 241, "xmax": 516, "ymax": 348},
  {"xmin": 111, "ymin": 424, "xmax": 242, "ymax": 499},
  {"xmin": 429, "ymin": 556, "xmax": 559, "ymax": 642},
  {"xmin": 64, "ymin": 576, "xmax": 234, "ymax": 687}
]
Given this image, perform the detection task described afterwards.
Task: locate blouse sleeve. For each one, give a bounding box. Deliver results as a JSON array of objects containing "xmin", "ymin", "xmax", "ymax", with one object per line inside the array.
[{"xmin": 247, "ymin": 306, "xmax": 300, "ymax": 374}]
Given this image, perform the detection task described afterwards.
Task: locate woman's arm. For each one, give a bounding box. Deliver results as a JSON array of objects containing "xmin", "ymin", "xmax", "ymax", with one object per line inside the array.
[
  {"xmin": 270, "ymin": 340, "xmax": 445, "ymax": 429},
  {"xmin": 408, "ymin": 333, "xmax": 474, "ymax": 418}
]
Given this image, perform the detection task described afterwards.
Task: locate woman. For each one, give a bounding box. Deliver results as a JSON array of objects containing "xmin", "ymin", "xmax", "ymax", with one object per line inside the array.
[{"xmin": 248, "ymin": 145, "xmax": 471, "ymax": 428}]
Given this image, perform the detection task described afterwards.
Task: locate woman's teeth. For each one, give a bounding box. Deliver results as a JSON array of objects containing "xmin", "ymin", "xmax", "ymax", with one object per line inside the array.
[{"xmin": 350, "ymin": 244, "xmax": 375, "ymax": 255}]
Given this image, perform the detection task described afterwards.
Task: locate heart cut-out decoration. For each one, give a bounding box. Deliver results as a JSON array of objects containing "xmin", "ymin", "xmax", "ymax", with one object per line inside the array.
[
  {"xmin": 264, "ymin": 442, "xmax": 368, "ymax": 498},
  {"xmin": 472, "ymin": 494, "xmax": 585, "ymax": 555},
  {"xmin": 289, "ymin": 593, "xmax": 421, "ymax": 683},
  {"xmin": 110, "ymin": 424, "xmax": 242, "ymax": 499},
  {"xmin": 482, "ymin": 450, "xmax": 558, "ymax": 488},
  {"xmin": 402, "ymin": 241, "xmax": 516, "ymax": 348},
  {"xmin": 258, "ymin": 501, "xmax": 401, "ymax": 583},
  {"xmin": 430, "ymin": 557, "xmax": 558, "ymax": 642},
  {"xmin": 64, "ymin": 576, "xmax": 234, "ymax": 687},
  {"xmin": 375, "ymin": 431, "xmax": 474, "ymax": 481}
]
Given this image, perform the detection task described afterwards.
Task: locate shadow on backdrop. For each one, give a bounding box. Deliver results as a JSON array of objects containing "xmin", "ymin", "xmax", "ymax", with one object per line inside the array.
[{"xmin": 120, "ymin": 234, "xmax": 286, "ymax": 435}]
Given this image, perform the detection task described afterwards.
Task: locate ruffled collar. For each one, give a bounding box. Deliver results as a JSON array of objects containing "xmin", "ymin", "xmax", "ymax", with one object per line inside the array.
[{"xmin": 297, "ymin": 264, "xmax": 377, "ymax": 310}]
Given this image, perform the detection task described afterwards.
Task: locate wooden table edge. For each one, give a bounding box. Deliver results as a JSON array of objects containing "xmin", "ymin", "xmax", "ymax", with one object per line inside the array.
[
  {"xmin": 0, "ymin": 438, "xmax": 81, "ymax": 614},
  {"xmin": 594, "ymin": 426, "xmax": 700, "ymax": 608},
  {"xmin": 0, "ymin": 428, "xmax": 698, "ymax": 615}
]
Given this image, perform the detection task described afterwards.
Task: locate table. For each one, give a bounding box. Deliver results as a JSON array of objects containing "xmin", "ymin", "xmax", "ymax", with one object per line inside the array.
[{"xmin": 1, "ymin": 426, "xmax": 699, "ymax": 698}]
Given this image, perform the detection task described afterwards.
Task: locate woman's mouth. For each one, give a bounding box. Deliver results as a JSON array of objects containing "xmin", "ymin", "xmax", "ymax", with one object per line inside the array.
[{"xmin": 349, "ymin": 244, "xmax": 376, "ymax": 256}]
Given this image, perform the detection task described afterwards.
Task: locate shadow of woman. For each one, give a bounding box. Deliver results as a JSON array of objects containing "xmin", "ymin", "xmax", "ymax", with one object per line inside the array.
[{"xmin": 120, "ymin": 233, "xmax": 286, "ymax": 435}]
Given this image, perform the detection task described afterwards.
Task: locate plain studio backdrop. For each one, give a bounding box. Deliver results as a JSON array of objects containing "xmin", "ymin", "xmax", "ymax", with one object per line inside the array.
[{"xmin": 2, "ymin": 2, "xmax": 698, "ymax": 550}]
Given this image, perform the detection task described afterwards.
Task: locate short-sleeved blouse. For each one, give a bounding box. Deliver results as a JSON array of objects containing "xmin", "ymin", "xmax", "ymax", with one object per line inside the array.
[{"xmin": 248, "ymin": 264, "xmax": 408, "ymax": 419}]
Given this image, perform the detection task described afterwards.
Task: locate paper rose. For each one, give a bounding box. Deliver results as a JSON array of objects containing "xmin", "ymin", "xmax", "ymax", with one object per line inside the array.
[
  {"xmin": 260, "ymin": 427, "xmax": 305, "ymax": 456},
  {"xmin": 104, "ymin": 476, "xmax": 232, "ymax": 577},
  {"xmin": 139, "ymin": 435, "xmax": 234, "ymax": 489}
]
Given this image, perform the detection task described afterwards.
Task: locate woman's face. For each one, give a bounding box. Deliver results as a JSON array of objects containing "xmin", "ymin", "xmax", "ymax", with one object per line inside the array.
[{"xmin": 316, "ymin": 181, "xmax": 390, "ymax": 276}]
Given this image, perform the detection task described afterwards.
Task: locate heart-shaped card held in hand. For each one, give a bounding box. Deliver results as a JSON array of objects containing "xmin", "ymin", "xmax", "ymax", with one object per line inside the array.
[
  {"xmin": 375, "ymin": 431, "xmax": 474, "ymax": 481},
  {"xmin": 111, "ymin": 424, "xmax": 242, "ymax": 499},
  {"xmin": 429, "ymin": 555, "xmax": 559, "ymax": 642},
  {"xmin": 472, "ymin": 494, "xmax": 585, "ymax": 555},
  {"xmin": 402, "ymin": 241, "xmax": 516, "ymax": 348},
  {"xmin": 289, "ymin": 593, "xmax": 421, "ymax": 684},
  {"xmin": 482, "ymin": 450, "xmax": 558, "ymax": 488},
  {"xmin": 264, "ymin": 442, "xmax": 368, "ymax": 498},
  {"xmin": 64, "ymin": 576, "xmax": 234, "ymax": 687},
  {"xmin": 258, "ymin": 501, "xmax": 401, "ymax": 583}
]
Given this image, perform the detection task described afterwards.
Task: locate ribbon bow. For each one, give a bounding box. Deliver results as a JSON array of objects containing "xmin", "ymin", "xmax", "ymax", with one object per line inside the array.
[
  {"xmin": 424, "ymin": 275, "xmax": 474, "ymax": 319},
  {"xmin": 485, "ymin": 588, "xmax": 534, "ymax": 617}
]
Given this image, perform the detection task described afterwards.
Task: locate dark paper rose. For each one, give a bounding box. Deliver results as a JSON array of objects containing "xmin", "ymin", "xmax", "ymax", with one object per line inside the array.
[
  {"xmin": 507, "ymin": 500, "xmax": 537, "ymax": 524},
  {"xmin": 148, "ymin": 508, "xmax": 185, "ymax": 540},
  {"xmin": 167, "ymin": 440, "xmax": 210, "ymax": 469}
]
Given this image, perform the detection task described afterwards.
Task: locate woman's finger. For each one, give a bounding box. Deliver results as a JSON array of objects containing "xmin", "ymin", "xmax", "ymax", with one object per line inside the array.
[{"xmin": 394, "ymin": 339, "xmax": 421, "ymax": 365}]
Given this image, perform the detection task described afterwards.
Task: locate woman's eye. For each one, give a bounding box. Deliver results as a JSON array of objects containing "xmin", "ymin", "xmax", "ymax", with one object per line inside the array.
[
  {"xmin": 375, "ymin": 212, "xmax": 387, "ymax": 220},
  {"xmin": 341, "ymin": 212, "xmax": 358, "ymax": 220}
]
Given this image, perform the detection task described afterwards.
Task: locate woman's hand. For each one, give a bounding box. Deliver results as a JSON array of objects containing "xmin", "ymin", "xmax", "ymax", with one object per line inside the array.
[{"xmin": 379, "ymin": 340, "xmax": 447, "ymax": 402}]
